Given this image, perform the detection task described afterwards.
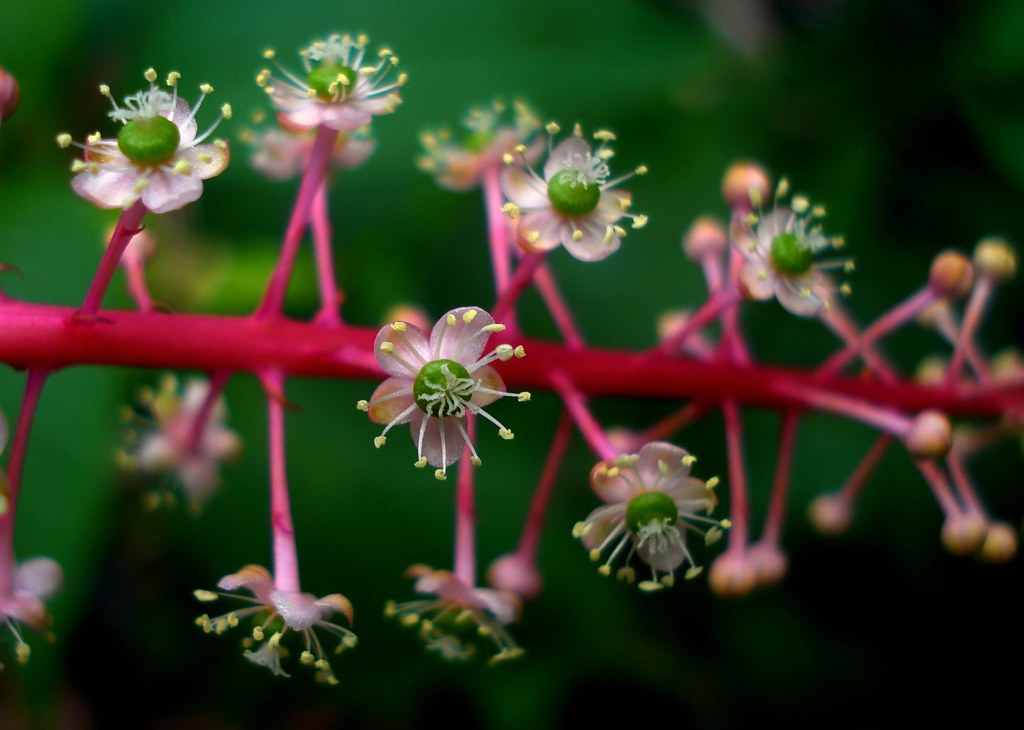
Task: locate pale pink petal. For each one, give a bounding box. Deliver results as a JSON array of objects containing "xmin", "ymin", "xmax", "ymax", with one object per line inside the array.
[
  {"xmin": 500, "ymin": 166, "xmax": 548, "ymax": 210},
  {"xmin": 409, "ymin": 412, "xmax": 466, "ymax": 468},
  {"xmin": 756, "ymin": 208, "xmax": 790, "ymax": 248},
  {"xmin": 591, "ymin": 461, "xmax": 637, "ymax": 504},
  {"xmin": 0, "ymin": 408, "xmax": 8, "ymax": 455},
  {"xmin": 374, "ymin": 322, "xmax": 430, "ymax": 376},
  {"xmin": 178, "ymin": 459, "xmax": 219, "ymax": 506},
  {"xmin": 562, "ymin": 218, "xmax": 619, "ymax": 262},
  {"xmin": 579, "ymin": 503, "xmax": 627, "ymax": 551},
  {"xmin": 15, "ymin": 557, "xmax": 62, "ymax": 601},
  {"xmin": 270, "ymin": 590, "xmax": 322, "ymax": 631},
  {"xmin": 136, "ymin": 434, "xmax": 177, "ymax": 470},
  {"xmin": 71, "ymin": 167, "xmax": 141, "ymax": 209},
  {"xmin": 315, "ymin": 593, "xmax": 354, "ymax": 625},
  {"xmin": 775, "ymin": 276, "xmax": 824, "ymax": 317},
  {"xmin": 319, "ymin": 104, "xmax": 374, "ymax": 132},
  {"xmin": 472, "ymin": 588, "xmax": 520, "ymax": 625},
  {"xmin": 469, "ymin": 364, "xmax": 505, "ymax": 408},
  {"xmin": 165, "ymin": 97, "xmax": 198, "ymax": 146},
  {"xmin": 636, "ymin": 535, "xmax": 688, "ymax": 572},
  {"xmin": 217, "ymin": 564, "xmax": 273, "ymax": 603},
  {"xmin": 544, "ymin": 136, "xmax": 592, "ymax": 179},
  {"xmin": 0, "ymin": 593, "xmax": 49, "ymax": 631},
  {"xmin": 278, "ymin": 103, "xmax": 326, "ymax": 131},
  {"xmin": 739, "ymin": 260, "xmax": 776, "ymax": 300},
  {"xmin": 633, "ymin": 442, "xmax": 692, "ymax": 486},
  {"xmin": 428, "ymin": 306, "xmax": 496, "ymax": 363},
  {"xmin": 517, "ymin": 210, "xmax": 568, "ymax": 253},
  {"xmin": 593, "ymin": 189, "xmax": 631, "ymax": 224},
  {"xmin": 367, "ymin": 376, "xmax": 416, "ymax": 425},
  {"xmin": 333, "ymin": 135, "xmax": 375, "ymax": 169},
  {"xmin": 179, "ymin": 142, "xmax": 230, "ymax": 180},
  {"xmin": 140, "ymin": 169, "xmax": 203, "ymax": 214}
]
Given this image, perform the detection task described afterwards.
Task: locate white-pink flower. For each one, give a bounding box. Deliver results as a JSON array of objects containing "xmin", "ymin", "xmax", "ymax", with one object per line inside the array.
[
  {"xmin": 60, "ymin": 70, "xmax": 230, "ymax": 214},
  {"xmin": 574, "ymin": 442, "xmax": 727, "ymax": 592},
  {"xmin": 248, "ymin": 121, "xmax": 376, "ymax": 181},
  {"xmin": 386, "ymin": 564, "xmax": 523, "ymax": 664},
  {"xmin": 258, "ymin": 33, "xmax": 405, "ymax": 133},
  {"xmin": 358, "ymin": 306, "xmax": 529, "ymax": 480},
  {"xmin": 0, "ymin": 556, "xmax": 63, "ymax": 667},
  {"xmin": 195, "ymin": 564, "xmax": 356, "ymax": 685},
  {"xmin": 501, "ymin": 124, "xmax": 647, "ymax": 261}
]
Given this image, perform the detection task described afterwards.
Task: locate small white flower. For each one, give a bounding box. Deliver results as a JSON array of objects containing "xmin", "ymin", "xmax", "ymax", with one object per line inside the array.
[
  {"xmin": 60, "ymin": 70, "xmax": 229, "ymax": 213},
  {"xmin": 258, "ymin": 33, "xmax": 405, "ymax": 132},
  {"xmin": 247, "ymin": 123, "xmax": 376, "ymax": 181},
  {"xmin": 574, "ymin": 442, "xmax": 727, "ymax": 592},
  {"xmin": 500, "ymin": 124, "xmax": 646, "ymax": 261},
  {"xmin": 0, "ymin": 557, "xmax": 63, "ymax": 668}
]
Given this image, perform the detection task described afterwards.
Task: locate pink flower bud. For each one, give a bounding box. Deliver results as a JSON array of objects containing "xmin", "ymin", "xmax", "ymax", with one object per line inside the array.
[
  {"xmin": 973, "ymin": 237, "xmax": 1017, "ymax": 283},
  {"xmin": 928, "ymin": 250, "xmax": 974, "ymax": 300},
  {"xmin": 904, "ymin": 410, "xmax": 952, "ymax": 459},
  {"xmin": 708, "ymin": 552, "xmax": 757, "ymax": 598},
  {"xmin": 0, "ymin": 66, "xmax": 19, "ymax": 121},
  {"xmin": 941, "ymin": 514, "xmax": 987, "ymax": 556},
  {"xmin": 807, "ymin": 494, "xmax": 852, "ymax": 535},
  {"xmin": 487, "ymin": 554, "xmax": 542, "ymax": 601},
  {"xmin": 721, "ymin": 160, "xmax": 770, "ymax": 211},
  {"xmin": 978, "ymin": 522, "xmax": 1018, "ymax": 564},
  {"xmin": 682, "ymin": 216, "xmax": 727, "ymax": 261}
]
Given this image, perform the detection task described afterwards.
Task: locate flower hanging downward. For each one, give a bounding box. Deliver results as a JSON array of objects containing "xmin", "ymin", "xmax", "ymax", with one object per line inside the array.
[
  {"xmin": 385, "ymin": 565, "xmax": 523, "ymax": 664},
  {"xmin": 734, "ymin": 178, "xmax": 850, "ymax": 317},
  {"xmin": 194, "ymin": 564, "xmax": 356, "ymax": 685},
  {"xmin": 258, "ymin": 33, "xmax": 405, "ymax": 132},
  {"xmin": 358, "ymin": 307, "xmax": 530, "ymax": 480},
  {"xmin": 501, "ymin": 123, "xmax": 647, "ymax": 261},
  {"xmin": 0, "ymin": 557, "xmax": 63, "ymax": 669},
  {"xmin": 574, "ymin": 442, "xmax": 728, "ymax": 592},
  {"xmin": 58, "ymin": 68, "xmax": 230, "ymax": 213}
]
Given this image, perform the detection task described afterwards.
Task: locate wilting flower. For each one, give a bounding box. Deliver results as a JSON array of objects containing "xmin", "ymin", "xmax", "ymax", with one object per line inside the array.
[
  {"xmin": 500, "ymin": 123, "xmax": 647, "ymax": 261},
  {"xmin": 246, "ymin": 120, "xmax": 376, "ymax": 180},
  {"xmin": 58, "ymin": 69, "xmax": 230, "ymax": 214},
  {"xmin": 574, "ymin": 442, "xmax": 727, "ymax": 592},
  {"xmin": 194, "ymin": 564, "xmax": 357, "ymax": 685},
  {"xmin": 357, "ymin": 306, "xmax": 529, "ymax": 480},
  {"xmin": 257, "ymin": 33, "xmax": 405, "ymax": 133},
  {"xmin": 0, "ymin": 557, "xmax": 63, "ymax": 668},
  {"xmin": 385, "ymin": 565, "xmax": 523, "ymax": 664},
  {"xmin": 418, "ymin": 99, "xmax": 541, "ymax": 191},
  {"xmin": 734, "ymin": 179, "xmax": 848, "ymax": 317},
  {"xmin": 119, "ymin": 374, "xmax": 240, "ymax": 509}
]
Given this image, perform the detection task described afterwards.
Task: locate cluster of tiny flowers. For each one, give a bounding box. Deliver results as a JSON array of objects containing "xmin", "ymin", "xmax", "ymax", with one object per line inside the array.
[
  {"xmin": 57, "ymin": 69, "xmax": 230, "ymax": 213},
  {"xmin": 385, "ymin": 565, "xmax": 523, "ymax": 664},
  {"xmin": 194, "ymin": 565, "xmax": 357, "ymax": 685},
  {"xmin": 501, "ymin": 123, "xmax": 647, "ymax": 261},
  {"xmin": 733, "ymin": 178, "xmax": 850, "ymax": 317},
  {"xmin": 418, "ymin": 99, "xmax": 542, "ymax": 191},
  {"xmin": 117, "ymin": 374, "xmax": 240, "ymax": 510},
  {"xmin": 257, "ymin": 33, "xmax": 406, "ymax": 133},
  {"xmin": 574, "ymin": 442, "xmax": 728, "ymax": 592},
  {"xmin": 358, "ymin": 307, "xmax": 530, "ymax": 480}
]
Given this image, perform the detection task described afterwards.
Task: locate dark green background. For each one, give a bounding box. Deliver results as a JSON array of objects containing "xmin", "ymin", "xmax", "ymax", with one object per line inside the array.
[{"xmin": 1, "ymin": 1, "xmax": 1022, "ymax": 727}]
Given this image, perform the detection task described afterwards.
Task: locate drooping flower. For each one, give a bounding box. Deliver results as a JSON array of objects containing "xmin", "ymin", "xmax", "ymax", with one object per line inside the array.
[
  {"xmin": 418, "ymin": 99, "xmax": 541, "ymax": 191},
  {"xmin": 500, "ymin": 123, "xmax": 647, "ymax": 261},
  {"xmin": 194, "ymin": 564, "xmax": 357, "ymax": 685},
  {"xmin": 573, "ymin": 442, "xmax": 728, "ymax": 592},
  {"xmin": 0, "ymin": 557, "xmax": 63, "ymax": 669},
  {"xmin": 118, "ymin": 374, "xmax": 240, "ymax": 510},
  {"xmin": 246, "ymin": 117, "xmax": 376, "ymax": 180},
  {"xmin": 385, "ymin": 565, "xmax": 523, "ymax": 664},
  {"xmin": 257, "ymin": 33, "xmax": 405, "ymax": 133},
  {"xmin": 58, "ymin": 69, "xmax": 230, "ymax": 214},
  {"xmin": 357, "ymin": 306, "xmax": 530, "ymax": 480},
  {"xmin": 734, "ymin": 179, "xmax": 849, "ymax": 317}
]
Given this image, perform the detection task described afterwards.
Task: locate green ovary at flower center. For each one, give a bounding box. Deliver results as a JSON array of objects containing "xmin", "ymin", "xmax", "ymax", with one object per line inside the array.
[
  {"xmin": 770, "ymin": 232, "xmax": 814, "ymax": 276},
  {"xmin": 117, "ymin": 116, "xmax": 180, "ymax": 165},
  {"xmin": 413, "ymin": 359, "xmax": 475, "ymax": 417},
  {"xmin": 306, "ymin": 64, "xmax": 357, "ymax": 99},
  {"xmin": 547, "ymin": 169, "xmax": 601, "ymax": 216},
  {"xmin": 625, "ymin": 491, "xmax": 679, "ymax": 535}
]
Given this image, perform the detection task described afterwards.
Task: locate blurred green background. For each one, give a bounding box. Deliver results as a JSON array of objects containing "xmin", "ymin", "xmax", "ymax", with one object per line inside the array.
[{"xmin": 1, "ymin": 0, "xmax": 1023, "ymax": 727}]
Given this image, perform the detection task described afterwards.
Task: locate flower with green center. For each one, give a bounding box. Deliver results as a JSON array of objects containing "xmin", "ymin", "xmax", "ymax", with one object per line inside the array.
[
  {"xmin": 385, "ymin": 565, "xmax": 523, "ymax": 665},
  {"xmin": 418, "ymin": 99, "xmax": 541, "ymax": 191},
  {"xmin": 194, "ymin": 564, "xmax": 356, "ymax": 685},
  {"xmin": 59, "ymin": 69, "xmax": 230, "ymax": 214},
  {"xmin": 500, "ymin": 123, "xmax": 648, "ymax": 261},
  {"xmin": 735, "ymin": 179, "xmax": 848, "ymax": 317},
  {"xmin": 357, "ymin": 307, "xmax": 530, "ymax": 480},
  {"xmin": 258, "ymin": 33, "xmax": 406, "ymax": 132},
  {"xmin": 573, "ymin": 442, "xmax": 728, "ymax": 592}
]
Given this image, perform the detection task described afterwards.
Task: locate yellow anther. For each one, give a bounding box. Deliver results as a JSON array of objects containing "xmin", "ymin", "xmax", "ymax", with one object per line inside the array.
[
  {"xmin": 513, "ymin": 345, "xmax": 526, "ymax": 358},
  {"xmin": 638, "ymin": 580, "xmax": 664, "ymax": 593},
  {"xmin": 166, "ymin": 71, "xmax": 181, "ymax": 87},
  {"xmin": 839, "ymin": 283, "xmax": 853, "ymax": 297},
  {"xmin": 517, "ymin": 392, "xmax": 531, "ymax": 402},
  {"xmin": 390, "ymin": 321, "xmax": 407, "ymax": 332},
  {"xmin": 221, "ymin": 103, "xmax": 232, "ymax": 119},
  {"xmin": 502, "ymin": 152, "xmax": 514, "ymax": 165},
  {"xmin": 706, "ymin": 476, "xmax": 720, "ymax": 489},
  {"xmin": 597, "ymin": 565, "xmax": 612, "ymax": 577},
  {"xmin": 658, "ymin": 459, "xmax": 670, "ymax": 476},
  {"xmin": 56, "ymin": 133, "xmax": 72, "ymax": 148},
  {"xmin": 373, "ymin": 436, "xmax": 387, "ymax": 449},
  {"xmin": 252, "ymin": 627, "xmax": 265, "ymax": 641},
  {"xmin": 300, "ymin": 650, "xmax": 315, "ymax": 665},
  {"xmin": 482, "ymin": 323, "xmax": 506, "ymax": 333},
  {"xmin": 685, "ymin": 566, "xmax": 703, "ymax": 580},
  {"xmin": 462, "ymin": 309, "xmax": 478, "ymax": 323},
  {"xmin": 193, "ymin": 589, "xmax": 218, "ymax": 602},
  {"xmin": 593, "ymin": 129, "xmax": 617, "ymax": 142},
  {"xmin": 573, "ymin": 123, "xmax": 583, "ymax": 137},
  {"xmin": 496, "ymin": 344, "xmax": 514, "ymax": 360},
  {"xmin": 661, "ymin": 574, "xmax": 676, "ymax": 588},
  {"xmin": 720, "ymin": 519, "xmax": 732, "ymax": 528},
  {"xmin": 632, "ymin": 214, "xmax": 649, "ymax": 229},
  {"xmin": 545, "ymin": 121, "xmax": 561, "ymax": 135},
  {"xmin": 144, "ymin": 68, "xmax": 158, "ymax": 83},
  {"xmin": 607, "ymin": 466, "xmax": 620, "ymax": 478},
  {"xmin": 434, "ymin": 469, "xmax": 447, "ymax": 481},
  {"xmin": 446, "ymin": 313, "xmax": 457, "ymax": 327},
  {"xmin": 572, "ymin": 521, "xmax": 590, "ymax": 538},
  {"xmin": 199, "ymin": 83, "xmax": 214, "ymax": 95},
  {"xmin": 134, "ymin": 177, "xmax": 150, "ymax": 193},
  {"xmin": 572, "ymin": 229, "xmax": 584, "ymax": 242},
  {"xmin": 791, "ymin": 195, "xmax": 810, "ymax": 214},
  {"xmin": 616, "ymin": 567, "xmax": 636, "ymax": 583},
  {"xmin": 315, "ymin": 659, "xmax": 331, "ymax": 672},
  {"xmin": 263, "ymin": 48, "xmax": 276, "ymax": 59},
  {"xmin": 16, "ymin": 644, "xmax": 31, "ymax": 664},
  {"xmin": 214, "ymin": 139, "xmax": 227, "ymax": 150},
  {"xmin": 514, "ymin": 144, "xmax": 527, "ymax": 154},
  {"xmin": 681, "ymin": 455, "xmax": 697, "ymax": 467},
  {"xmin": 414, "ymin": 457, "xmax": 427, "ymax": 468},
  {"xmin": 635, "ymin": 164, "xmax": 648, "ymax": 175},
  {"xmin": 198, "ymin": 152, "xmax": 212, "ymax": 164},
  {"xmin": 775, "ymin": 177, "xmax": 790, "ymax": 199},
  {"xmin": 501, "ymin": 202, "xmax": 520, "ymax": 218},
  {"xmin": 498, "ymin": 428, "xmax": 514, "ymax": 440},
  {"xmin": 87, "ymin": 132, "xmax": 102, "ymax": 145},
  {"xmin": 172, "ymin": 160, "xmax": 192, "ymax": 175},
  {"xmin": 98, "ymin": 84, "xmax": 111, "ymax": 96},
  {"xmin": 705, "ymin": 526, "xmax": 724, "ymax": 545},
  {"xmin": 380, "ymin": 341, "xmax": 395, "ymax": 354},
  {"xmin": 356, "ymin": 400, "xmax": 369, "ymax": 412},
  {"xmin": 470, "ymin": 456, "xmax": 482, "ymax": 467}
]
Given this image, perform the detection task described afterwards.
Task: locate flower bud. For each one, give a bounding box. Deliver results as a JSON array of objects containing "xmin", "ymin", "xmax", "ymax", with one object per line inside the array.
[
  {"xmin": 990, "ymin": 348, "xmax": 1024, "ymax": 382},
  {"xmin": 708, "ymin": 552, "xmax": 758, "ymax": 598},
  {"xmin": 928, "ymin": 250, "xmax": 974, "ymax": 300},
  {"xmin": 0, "ymin": 67, "xmax": 19, "ymax": 121},
  {"xmin": 382, "ymin": 304, "xmax": 430, "ymax": 332},
  {"xmin": 487, "ymin": 553, "xmax": 542, "ymax": 601},
  {"xmin": 721, "ymin": 160, "xmax": 770, "ymax": 211},
  {"xmin": 978, "ymin": 522, "xmax": 1018, "ymax": 564},
  {"xmin": 914, "ymin": 355, "xmax": 948, "ymax": 386},
  {"xmin": 807, "ymin": 494, "xmax": 852, "ymax": 535},
  {"xmin": 682, "ymin": 216, "xmax": 727, "ymax": 261},
  {"xmin": 747, "ymin": 543, "xmax": 788, "ymax": 587},
  {"xmin": 905, "ymin": 410, "xmax": 952, "ymax": 459},
  {"xmin": 973, "ymin": 237, "xmax": 1017, "ymax": 283},
  {"xmin": 941, "ymin": 513, "xmax": 987, "ymax": 556}
]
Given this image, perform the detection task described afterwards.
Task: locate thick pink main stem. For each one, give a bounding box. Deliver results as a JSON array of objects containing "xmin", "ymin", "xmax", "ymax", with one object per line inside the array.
[
  {"xmin": 263, "ymin": 370, "xmax": 300, "ymax": 593},
  {"xmin": 80, "ymin": 201, "xmax": 147, "ymax": 315}
]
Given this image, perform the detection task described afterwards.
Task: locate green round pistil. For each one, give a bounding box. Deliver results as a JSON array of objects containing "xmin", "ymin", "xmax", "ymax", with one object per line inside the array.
[
  {"xmin": 306, "ymin": 64, "xmax": 357, "ymax": 100},
  {"xmin": 769, "ymin": 232, "xmax": 814, "ymax": 276},
  {"xmin": 463, "ymin": 128, "xmax": 494, "ymax": 154},
  {"xmin": 117, "ymin": 116, "xmax": 180, "ymax": 165},
  {"xmin": 547, "ymin": 169, "xmax": 601, "ymax": 217},
  {"xmin": 413, "ymin": 359, "xmax": 473, "ymax": 417},
  {"xmin": 625, "ymin": 491, "xmax": 679, "ymax": 535}
]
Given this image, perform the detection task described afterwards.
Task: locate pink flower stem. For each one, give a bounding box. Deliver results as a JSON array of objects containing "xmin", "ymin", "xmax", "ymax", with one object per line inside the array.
[
  {"xmin": 626, "ymin": 401, "xmax": 708, "ymax": 451},
  {"xmin": 722, "ymin": 399, "xmax": 750, "ymax": 553},
  {"xmin": 759, "ymin": 410, "xmax": 800, "ymax": 545},
  {"xmin": 929, "ymin": 306, "xmax": 989, "ymax": 381},
  {"xmin": 699, "ymin": 248, "xmax": 725, "ymax": 296},
  {"xmin": 80, "ymin": 201, "xmax": 148, "ymax": 315},
  {"xmin": 947, "ymin": 276, "xmax": 994, "ymax": 384},
  {"xmin": 656, "ymin": 290, "xmax": 739, "ymax": 355},
  {"xmin": 916, "ymin": 459, "xmax": 963, "ymax": 517},
  {"xmin": 0, "ymin": 368, "xmax": 49, "ymax": 594},
  {"xmin": 816, "ymin": 287, "xmax": 936, "ymax": 380},
  {"xmin": 532, "ymin": 263, "xmax": 585, "ymax": 348},
  {"xmin": 187, "ymin": 369, "xmax": 232, "ymax": 452},
  {"xmin": 311, "ymin": 182, "xmax": 343, "ymax": 326},
  {"xmin": 819, "ymin": 302, "xmax": 898, "ymax": 383},
  {"xmin": 945, "ymin": 450, "xmax": 986, "ymax": 517},
  {"xmin": 516, "ymin": 411, "xmax": 572, "ymax": 563},
  {"xmin": 482, "ymin": 164, "xmax": 511, "ymax": 294},
  {"xmin": 551, "ymin": 371, "xmax": 618, "ymax": 461},
  {"xmin": 491, "ymin": 251, "xmax": 547, "ymax": 324},
  {"xmin": 720, "ymin": 247, "xmax": 750, "ymax": 365},
  {"xmin": 832, "ymin": 433, "xmax": 891, "ymax": 507},
  {"xmin": 256, "ymin": 125, "xmax": 339, "ymax": 320},
  {"xmin": 775, "ymin": 382, "xmax": 912, "ymax": 438},
  {"xmin": 453, "ymin": 416, "xmax": 477, "ymax": 587},
  {"xmin": 122, "ymin": 254, "xmax": 155, "ymax": 313},
  {"xmin": 260, "ymin": 369, "xmax": 300, "ymax": 593}
]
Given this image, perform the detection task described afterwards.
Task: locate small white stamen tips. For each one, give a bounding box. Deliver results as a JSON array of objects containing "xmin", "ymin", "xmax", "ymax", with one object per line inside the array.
[
  {"xmin": 356, "ymin": 400, "xmax": 369, "ymax": 412},
  {"xmin": 498, "ymin": 428, "xmax": 514, "ymax": 440},
  {"xmin": 144, "ymin": 68, "xmax": 158, "ymax": 83},
  {"xmin": 56, "ymin": 133, "xmax": 72, "ymax": 148},
  {"xmin": 194, "ymin": 589, "xmax": 218, "ymax": 602},
  {"xmin": 496, "ymin": 344, "xmax": 514, "ymax": 361},
  {"xmin": 374, "ymin": 435, "xmax": 387, "ymax": 449},
  {"xmin": 791, "ymin": 195, "xmax": 810, "ymax": 214}
]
